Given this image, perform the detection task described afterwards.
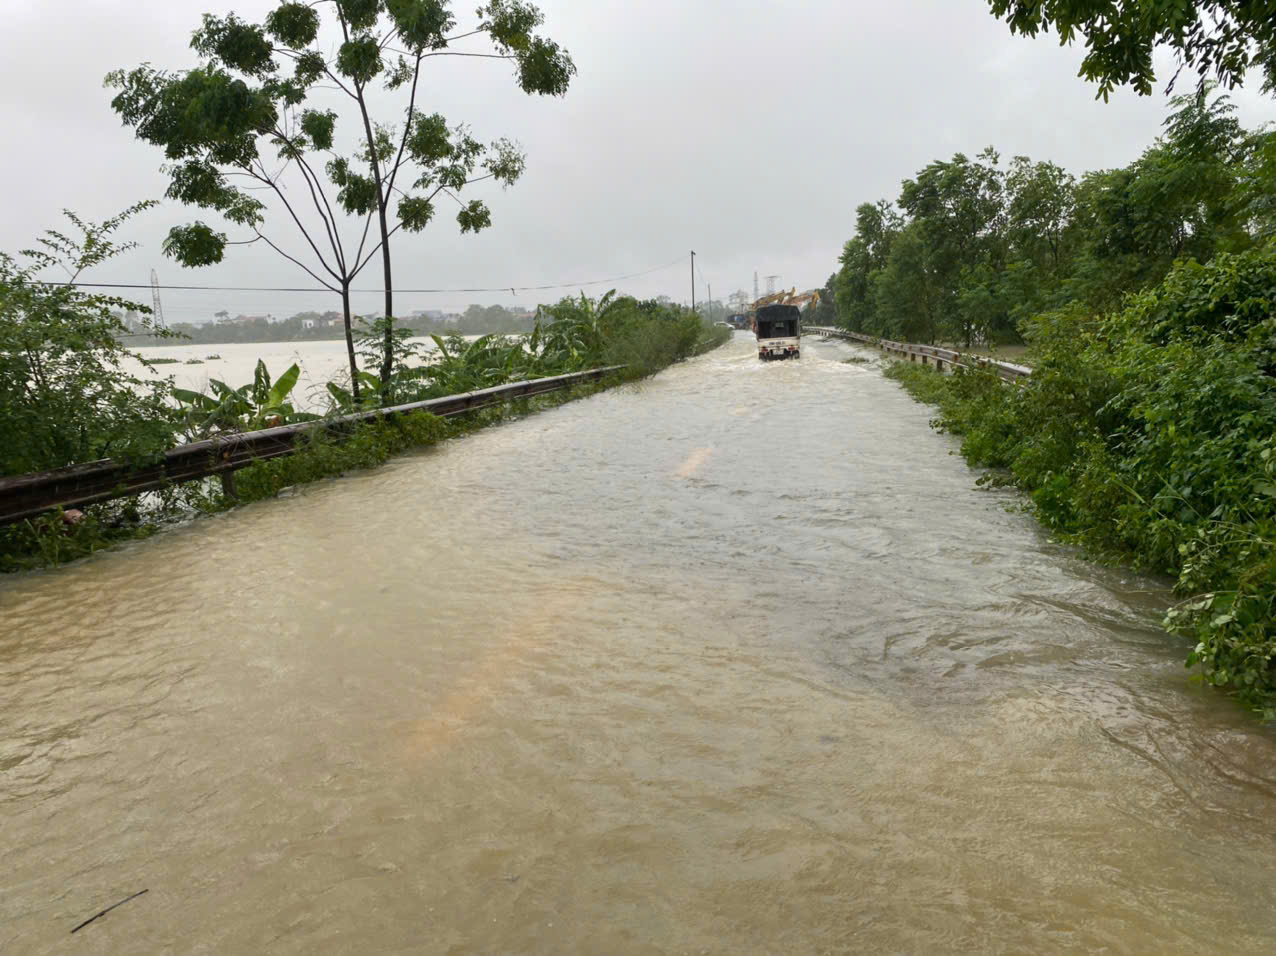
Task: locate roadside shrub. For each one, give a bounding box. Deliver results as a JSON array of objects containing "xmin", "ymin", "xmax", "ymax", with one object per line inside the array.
[
  {"xmin": 886, "ymin": 246, "xmax": 1276, "ymax": 713},
  {"xmin": 0, "ymin": 205, "xmax": 177, "ymax": 476}
]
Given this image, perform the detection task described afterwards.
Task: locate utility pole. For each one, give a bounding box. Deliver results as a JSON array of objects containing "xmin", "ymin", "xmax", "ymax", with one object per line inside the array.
[
  {"xmin": 707, "ymin": 282, "xmax": 712, "ymax": 319},
  {"xmin": 690, "ymin": 250, "xmax": 696, "ymax": 313}
]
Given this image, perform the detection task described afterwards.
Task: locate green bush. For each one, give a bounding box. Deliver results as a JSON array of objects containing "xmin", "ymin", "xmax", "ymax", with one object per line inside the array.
[
  {"xmin": 0, "ymin": 205, "xmax": 178, "ymax": 476},
  {"xmin": 885, "ymin": 246, "xmax": 1276, "ymax": 713}
]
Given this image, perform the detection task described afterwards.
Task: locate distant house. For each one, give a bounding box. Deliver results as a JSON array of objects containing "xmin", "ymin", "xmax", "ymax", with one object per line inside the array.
[
  {"xmin": 301, "ymin": 318, "xmax": 317, "ymax": 330},
  {"xmin": 228, "ymin": 314, "xmax": 271, "ymax": 324}
]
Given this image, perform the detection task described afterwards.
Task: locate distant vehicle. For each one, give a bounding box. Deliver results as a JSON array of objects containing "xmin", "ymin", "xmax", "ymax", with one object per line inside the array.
[
  {"xmin": 752, "ymin": 303, "xmax": 801, "ymax": 360},
  {"xmin": 726, "ymin": 313, "xmax": 750, "ymax": 330}
]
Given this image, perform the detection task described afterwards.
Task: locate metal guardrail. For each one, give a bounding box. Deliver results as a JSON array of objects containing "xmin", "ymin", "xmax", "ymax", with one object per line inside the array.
[
  {"xmin": 805, "ymin": 326, "xmax": 1032, "ymax": 382},
  {"xmin": 0, "ymin": 366, "xmax": 625, "ymax": 525}
]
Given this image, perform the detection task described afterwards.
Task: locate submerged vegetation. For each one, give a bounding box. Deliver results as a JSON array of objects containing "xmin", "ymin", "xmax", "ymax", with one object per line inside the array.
[{"xmin": 0, "ymin": 209, "xmax": 727, "ymax": 572}]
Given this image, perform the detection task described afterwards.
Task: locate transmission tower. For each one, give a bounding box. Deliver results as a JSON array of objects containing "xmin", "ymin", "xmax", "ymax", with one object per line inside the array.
[
  {"xmin": 150, "ymin": 270, "xmax": 166, "ymax": 328},
  {"xmin": 765, "ymin": 274, "xmax": 780, "ymax": 295},
  {"xmin": 753, "ymin": 271, "xmax": 759, "ymax": 304}
]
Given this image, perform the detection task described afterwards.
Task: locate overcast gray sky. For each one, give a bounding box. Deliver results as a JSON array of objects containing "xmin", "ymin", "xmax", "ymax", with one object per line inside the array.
[{"xmin": 4, "ymin": 0, "xmax": 1275, "ymax": 323}]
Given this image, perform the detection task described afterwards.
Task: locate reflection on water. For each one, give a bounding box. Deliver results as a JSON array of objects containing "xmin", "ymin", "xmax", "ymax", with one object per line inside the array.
[{"xmin": 3, "ymin": 332, "xmax": 1275, "ymax": 953}]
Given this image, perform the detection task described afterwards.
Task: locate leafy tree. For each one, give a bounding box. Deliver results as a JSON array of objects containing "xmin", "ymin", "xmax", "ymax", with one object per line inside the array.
[
  {"xmin": 1006, "ymin": 157, "xmax": 1077, "ymax": 276},
  {"xmin": 897, "ymin": 148, "xmax": 1007, "ymax": 343},
  {"xmin": 832, "ymin": 201, "xmax": 900, "ymax": 334},
  {"xmin": 874, "ymin": 223, "xmax": 942, "ymax": 343},
  {"xmin": 1068, "ymin": 90, "xmax": 1255, "ymax": 308},
  {"xmin": 803, "ymin": 274, "xmax": 838, "ymax": 326},
  {"xmin": 0, "ymin": 204, "xmax": 177, "ymax": 476},
  {"xmin": 107, "ymin": 0, "xmax": 575, "ymax": 402},
  {"xmin": 985, "ymin": 0, "xmax": 1276, "ymax": 98}
]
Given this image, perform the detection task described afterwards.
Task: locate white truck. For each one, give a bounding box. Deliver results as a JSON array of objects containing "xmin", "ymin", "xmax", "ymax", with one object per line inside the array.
[{"xmin": 752, "ymin": 304, "xmax": 801, "ymax": 360}]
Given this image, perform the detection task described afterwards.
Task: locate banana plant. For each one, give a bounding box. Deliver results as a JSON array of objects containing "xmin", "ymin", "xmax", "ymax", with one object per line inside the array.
[
  {"xmin": 426, "ymin": 333, "xmax": 532, "ymax": 394},
  {"xmin": 173, "ymin": 360, "xmax": 318, "ymax": 437},
  {"xmin": 324, "ymin": 369, "xmax": 385, "ymax": 413}
]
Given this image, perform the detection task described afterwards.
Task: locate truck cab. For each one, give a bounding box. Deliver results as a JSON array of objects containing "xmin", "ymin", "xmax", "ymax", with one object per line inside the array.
[{"xmin": 752, "ymin": 304, "xmax": 801, "ymax": 360}]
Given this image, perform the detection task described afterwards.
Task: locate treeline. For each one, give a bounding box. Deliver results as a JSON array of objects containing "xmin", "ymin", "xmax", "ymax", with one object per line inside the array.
[
  {"xmin": 130, "ymin": 304, "xmax": 539, "ymax": 347},
  {"xmin": 832, "ymin": 91, "xmax": 1276, "ymax": 345},
  {"xmin": 852, "ymin": 91, "xmax": 1276, "ymax": 712}
]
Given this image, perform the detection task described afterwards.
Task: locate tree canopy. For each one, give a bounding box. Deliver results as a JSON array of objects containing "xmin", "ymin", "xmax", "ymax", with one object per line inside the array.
[
  {"xmin": 831, "ymin": 91, "xmax": 1274, "ymax": 346},
  {"xmin": 108, "ymin": 0, "xmax": 575, "ymax": 398},
  {"xmin": 985, "ymin": 0, "xmax": 1276, "ymax": 98}
]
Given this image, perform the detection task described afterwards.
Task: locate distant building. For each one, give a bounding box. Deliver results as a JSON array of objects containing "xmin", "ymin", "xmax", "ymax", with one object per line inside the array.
[{"xmin": 301, "ymin": 318, "xmax": 316, "ymax": 330}]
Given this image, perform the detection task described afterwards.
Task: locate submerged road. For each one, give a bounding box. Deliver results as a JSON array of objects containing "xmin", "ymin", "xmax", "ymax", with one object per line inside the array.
[{"xmin": 3, "ymin": 331, "xmax": 1275, "ymax": 952}]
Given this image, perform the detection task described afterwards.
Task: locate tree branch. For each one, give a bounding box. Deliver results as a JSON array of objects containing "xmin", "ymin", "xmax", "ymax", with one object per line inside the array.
[
  {"xmin": 421, "ymin": 52, "xmax": 515, "ymax": 60},
  {"xmin": 386, "ymin": 51, "xmax": 425, "ymax": 196},
  {"xmin": 246, "ymin": 162, "xmax": 342, "ymax": 283},
  {"xmin": 271, "ymin": 125, "xmax": 348, "ymax": 273},
  {"xmin": 444, "ymin": 28, "xmax": 488, "ymax": 43},
  {"xmin": 253, "ymin": 228, "xmax": 340, "ymax": 292},
  {"xmin": 353, "ymin": 209, "xmax": 376, "ymax": 271},
  {"xmin": 351, "ymin": 221, "xmax": 404, "ymax": 279}
]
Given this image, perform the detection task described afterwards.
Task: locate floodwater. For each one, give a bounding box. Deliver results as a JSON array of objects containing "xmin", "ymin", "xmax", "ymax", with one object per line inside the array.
[
  {"xmin": 3, "ymin": 331, "xmax": 1275, "ymax": 953},
  {"xmin": 126, "ymin": 335, "xmax": 465, "ymax": 411}
]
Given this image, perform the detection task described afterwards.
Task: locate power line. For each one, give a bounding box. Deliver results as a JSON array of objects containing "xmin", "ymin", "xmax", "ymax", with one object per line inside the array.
[{"xmin": 40, "ymin": 255, "xmax": 688, "ymax": 296}]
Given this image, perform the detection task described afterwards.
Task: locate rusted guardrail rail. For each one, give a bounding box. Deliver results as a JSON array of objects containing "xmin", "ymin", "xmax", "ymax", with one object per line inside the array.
[
  {"xmin": 0, "ymin": 366, "xmax": 625, "ymax": 525},
  {"xmin": 805, "ymin": 326, "xmax": 1031, "ymax": 382}
]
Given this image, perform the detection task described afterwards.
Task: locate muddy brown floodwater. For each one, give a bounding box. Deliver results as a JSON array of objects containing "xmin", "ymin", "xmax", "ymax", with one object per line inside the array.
[{"xmin": 3, "ymin": 332, "xmax": 1276, "ymax": 953}]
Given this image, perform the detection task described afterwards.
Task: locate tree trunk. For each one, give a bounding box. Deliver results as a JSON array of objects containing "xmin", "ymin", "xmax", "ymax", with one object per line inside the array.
[
  {"xmin": 342, "ymin": 284, "xmax": 360, "ymax": 403},
  {"xmin": 351, "ymin": 80, "xmax": 396, "ymax": 396},
  {"xmin": 377, "ymin": 201, "xmax": 394, "ymax": 389}
]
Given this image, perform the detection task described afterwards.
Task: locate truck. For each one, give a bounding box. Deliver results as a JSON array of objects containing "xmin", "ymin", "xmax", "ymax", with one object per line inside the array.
[{"xmin": 751, "ymin": 303, "xmax": 801, "ymax": 360}]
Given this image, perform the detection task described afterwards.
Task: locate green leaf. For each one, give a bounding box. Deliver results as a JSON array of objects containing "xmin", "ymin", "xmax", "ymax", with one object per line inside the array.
[
  {"xmin": 266, "ymin": 2, "xmax": 320, "ymax": 49},
  {"xmin": 326, "ymin": 381, "xmax": 355, "ymax": 409},
  {"xmin": 162, "ymin": 223, "xmax": 227, "ymax": 267},
  {"xmin": 267, "ymin": 363, "xmax": 301, "ymax": 407},
  {"xmin": 456, "ymin": 199, "xmax": 491, "ymax": 234},
  {"xmin": 252, "ymin": 359, "xmax": 271, "ymax": 406},
  {"xmin": 406, "ymin": 112, "xmax": 452, "ymax": 164},
  {"xmin": 300, "ymin": 109, "xmax": 336, "ymax": 151},
  {"xmin": 336, "ymin": 35, "xmax": 383, "ymax": 84},
  {"xmin": 191, "ymin": 14, "xmax": 277, "ymax": 78},
  {"xmin": 172, "ymin": 387, "xmax": 218, "ymax": 410},
  {"xmin": 397, "ymin": 195, "xmax": 435, "ymax": 232}
]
